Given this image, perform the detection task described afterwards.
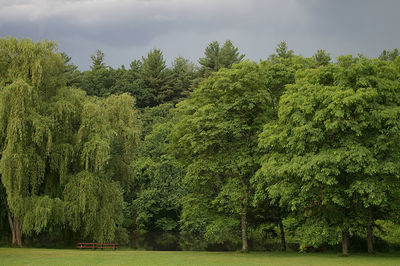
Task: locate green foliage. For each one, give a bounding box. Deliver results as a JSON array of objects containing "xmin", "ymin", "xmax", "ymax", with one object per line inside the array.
[
  {"xmin": 268, "ymin": 41, "xmax": 294, "ymax": 62},
  {"xmin": 198, "ymin": 40, "xmax": 245, "ymax": 77},
  {"xmin": 204, "ymin": 216, "xmax": 240, "ymax": 245},
  {"xmin": 173, "ymin": 61, "xmax": 274, "ymax": 249},
  {"xmin": 378, "ymin": 48, "xmax": 399, "ymax": 61},
  {"xmin": 61, "ymin": 52, "xmax": 81, "ymax": 87},
  {"xmin": 0, "ymin": 182, "xmax": 10, "ymax": 242},
  {"xmin": 170, "ymin": 57, "xmax": 197, "ymax": 100},
  {"xmin": 255, "ymin": 57, "xmax": 400, "ymax": 248},
  {"xmin": 80, "ymin": 50, "xmax": 113, "ymax": 96},
  {"xmin": 0, "ymin": 38, "xmax": 141, "ymax": 244},
  {"xmin": 313, "ymin": 49, "xmax": 331, "ymax": 66},
  {"xmin": 64, "ymin": 171, "xmax": 124, "ymax": 242},
  {"xmin": 131, "ymin": 103, "xmax": 185, "ymax": 249},
  {"xmin": 375, "ymin": 220, "xmax": 400, "ymax": 246},
  {"xmin": 0, "ymin": 37, "xmax": 65, "ymax": 95},
  {"xmin": 2, "ymin": 36, "xmax": 400, "ymax": 252},
  {"xmin": 110, "ymin": 62, "xmax": 148, "ymax": 108},
  {"xmin": 67, "ymin": 93, "xmax": 140, "ymax": 242},
  {"xmin": 90, "ymin": 50, "xmax": 106, "ymax": 71},
  {"xmin": 77, "ymin": 49, "xmax": 195, "ymax": 108},
  {"xmin": 0, "ymin": 38, "xmax": 64, "ymax": 211},
  {"xmin": 22, "ymin": 196, "xmax": 66, "ymax": 235},
  {"xmin": 141, "ymin": 49, "xmax": 173, "ymax": 106}
]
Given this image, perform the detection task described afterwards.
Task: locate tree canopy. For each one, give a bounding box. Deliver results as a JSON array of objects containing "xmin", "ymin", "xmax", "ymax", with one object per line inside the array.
[
  {"xmin": 1, "ymin": 37, "xmax": 400, "ymax": 254},
  {"xmin": 254, "ymin": 56, "xmax": 400, "ymax": 254}
]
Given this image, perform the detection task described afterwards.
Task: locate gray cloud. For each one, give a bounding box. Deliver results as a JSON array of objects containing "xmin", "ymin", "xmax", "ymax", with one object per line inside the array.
[{"xmin": 1, "ymin": 0, "xmax": 399, "ymax": 69}]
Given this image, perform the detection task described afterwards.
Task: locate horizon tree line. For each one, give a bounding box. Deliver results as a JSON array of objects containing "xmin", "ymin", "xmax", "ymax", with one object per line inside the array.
[{"xmin": 1, "ymin": 36, "xmax": 400, "ymax": 255}]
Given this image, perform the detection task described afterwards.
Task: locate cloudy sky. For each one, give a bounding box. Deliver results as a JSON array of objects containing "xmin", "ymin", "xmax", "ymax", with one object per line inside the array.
[{"xmin": 1, "ymin": 0, "xmax": 399, "ymax": 69}]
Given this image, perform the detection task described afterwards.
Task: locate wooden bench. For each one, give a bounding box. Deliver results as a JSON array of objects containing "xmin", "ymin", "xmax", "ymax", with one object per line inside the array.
[{"xmin": 77, "ymin": 243, "xmax": 119, "ymax": 250}]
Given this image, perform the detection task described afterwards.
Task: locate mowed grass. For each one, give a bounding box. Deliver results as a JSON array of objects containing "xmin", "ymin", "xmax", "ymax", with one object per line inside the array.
[{"xmin": 0, "ymin": 248, "xmax": 400, "ymax": 266}]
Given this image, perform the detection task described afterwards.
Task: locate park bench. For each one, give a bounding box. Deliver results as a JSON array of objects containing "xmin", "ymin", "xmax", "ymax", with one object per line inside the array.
[{"xmin": 77, "ymin": 243, "xmax": 119, "ymax": 250}]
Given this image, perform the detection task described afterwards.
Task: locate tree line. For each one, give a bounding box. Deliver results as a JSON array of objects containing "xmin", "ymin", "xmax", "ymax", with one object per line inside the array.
[{"xmin": 0, "ymin": 37, "xmax": 400, "ymax": 255}]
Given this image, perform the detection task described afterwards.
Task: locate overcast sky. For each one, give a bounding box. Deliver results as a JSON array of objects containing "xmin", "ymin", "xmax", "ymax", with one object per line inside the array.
[{"xmin": 1, "ymin": 0, "xmax": 399, "ymax": 70}]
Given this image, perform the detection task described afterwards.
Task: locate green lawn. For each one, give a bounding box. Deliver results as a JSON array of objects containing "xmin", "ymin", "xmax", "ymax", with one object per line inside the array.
[{"xmin": 0, "ymin": 248, "xmax": 399, "ymax": 266}]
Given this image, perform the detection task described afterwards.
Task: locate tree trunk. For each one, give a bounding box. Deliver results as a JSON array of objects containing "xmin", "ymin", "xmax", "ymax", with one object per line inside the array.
[
  {"xmin": 341, "ymin": 230, "xmax": 349, "ymax": 256},
  {"xmin": 131, "ymin": 211, "xmax": 137, "ymax": 249},
  {"xmin": 279, "ymin": 218, "xmax": 286, "ymax": 251},
  {"xmin": 241, "ymin": 204, "xmax": 248, "ymax": 252},
  {"xmin": 7, "ymin": 208, "xmax": 16, "ymax": 245},
  {"xmin": 7, "ymin": 206, "xmax": 23, "ymax": 247},
  {"xmin": 367, "ymin": 224, "xmax": 374, "ymax": 254},
  {"xmin": 367, "ymin": 209, "xmax": 374, "ymax": 254},
  {"xmin": 14, "ymin": 218, "xmax": 23, "ymax": 247}
]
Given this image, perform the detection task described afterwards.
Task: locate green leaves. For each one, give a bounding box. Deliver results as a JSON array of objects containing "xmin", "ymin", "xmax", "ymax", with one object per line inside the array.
[
  {"xmin": 141, "ymin": 49, "xmax": 173, "ymax": 106},
  {"xmin": 0, "ymin": 38, "xmax": 141, "ymax": 244},
  {"xmin": 64, "ymin": 171, "xmax": 124, "ymax": 242},
  {"xmin": 173, "ymin": 61, "xmax": 275, "ymax": 249},
  {"xmin": 132, "ymin": 104, "xmax": 184, "ymax": 238},
  {"xmin": 256, "ymin": 56, "xmax": 400, "ymax": 248},
  {"xmin": 198, "ymin": 40, "xmax": 245, "ymax": 77}
]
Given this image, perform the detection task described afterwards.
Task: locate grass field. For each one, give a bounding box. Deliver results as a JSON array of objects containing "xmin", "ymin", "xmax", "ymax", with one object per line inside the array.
[{"xmin": 0, "ymin": 248, "xmax": 400, "ymax": 266}]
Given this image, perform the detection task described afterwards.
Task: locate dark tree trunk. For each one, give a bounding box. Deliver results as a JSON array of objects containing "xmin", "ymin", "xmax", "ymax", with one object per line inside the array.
[
  {"xmin": 14, "ymin": 218, "xmax": 22, "ymax": 247},
  {"xmin": 341, "ymin": 230, "xmax": 349, "ymax": 256},
  {"xmin": 7, "ymin": 209, "xmax": 16, "ymax": 245},
  {"xmin": 241, "ymin": 204, "xmax": 248, "ymax": 252},
  {"xmin": 131, "ymin": 211, "xmax": 137, "ymax": 249},
  {"xmin": 367, "ymin": 225, "xmax": 374, "ymax": 254},
  {"xmin": 7, "ymin": 206, "xmax": 22, "ymax": 247},
  {"xmin": 279, "ymin": 218, "xmax": 286, "ymax": 251},
  {"xmin": 367, "ymin": 209, "xmax": 374, "ymax": 254}
]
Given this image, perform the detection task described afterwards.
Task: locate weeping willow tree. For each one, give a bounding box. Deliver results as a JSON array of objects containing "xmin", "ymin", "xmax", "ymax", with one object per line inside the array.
[
  {"xmin": 0, "ymin": 37, "xmax": 65, "ymax": 246},
  {"xmin": 63, "ymin": 93, "xmax": 140, "ymax": 243},
  {"xmin": 0, "ymin": 37, "xmax": 141, "ymax": 246}
]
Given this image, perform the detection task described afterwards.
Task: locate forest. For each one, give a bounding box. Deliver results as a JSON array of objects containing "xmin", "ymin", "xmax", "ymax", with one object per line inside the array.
[{"xmin": 0, "ymin": 37, "xmax": 400, "ymax": 256}]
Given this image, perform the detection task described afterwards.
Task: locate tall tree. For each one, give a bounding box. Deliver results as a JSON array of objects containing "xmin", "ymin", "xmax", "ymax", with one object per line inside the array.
[
  {"xmin": 198, "ymin": 40, "xmax": 245, "ymax": 77},
  {"xmin": 63, "ymin": 93, "xmax": 140, "ymax": 243},
  {"xmin": 313, "ymin": 49, "xmax": 331, "ymax": 66},
  {"xmin": 110, "ymin": 61, "xmax": 148, "ymax": 108},
  {"xmin": 172, "ymin": 61, "xmax": 274, "ymax": 252},
  {"xmin": 170, "ymin": 57, "xmax": 197, "ymax": 100},
  {"xmin": 90, "ymin": 49, "xmax": 106, "ymax": 70},
  {"xmin": 0, "ymin": 38, "xmax": 141, "ymax": 246},
  {"xmin": 254, "ymin": 56, "xmax": 400, "ymax": 255},
  {"xmin": 61, "ymin": 52, "xmax": 81, "ymax": 87},
  {"xmin": 268, "ymin": 41, "xmax": 294, "ymax": 62},
  {"xmin": 81, "ymin": 49, "xmax": 114, "ymax": 96},
  {"xmin": 0, "ymin": 37, "xmax": 65, "ymax": 246},
  {"xmin": 131, "ymin": 103, "xmax": 185, "ymax": 250},
  {"xmin": 141, "ymin": 49, "xmax": 172, "ymax": 106}
]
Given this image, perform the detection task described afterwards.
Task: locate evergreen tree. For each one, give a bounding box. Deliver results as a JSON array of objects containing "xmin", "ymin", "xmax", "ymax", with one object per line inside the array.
[
  {"xmin": 198, "ymin": 40, "xmax": 244, "ymax": 77},
  {"xmin": 81, "ymin": 49, "xmax": 114, "ymax": 96},
  {"xmin": 313, "ymin": 49, "xmax": 331, "ymax": 66},
  {"xmin": 268, "ymin": 41, "xmax": 294, "ymax": 62},
  {"xmin": 141, "ymin": 49, "xmax": 172, "ymax": 106},
  {"xmin": 170, "ymin": 57, "xmax": 196, "ymax": 100}
]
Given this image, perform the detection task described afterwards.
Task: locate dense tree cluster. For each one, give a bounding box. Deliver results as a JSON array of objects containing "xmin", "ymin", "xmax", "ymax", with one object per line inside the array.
[{"xmin": 1, "ymin": 37, "xmax": 400, "ymax": 255}]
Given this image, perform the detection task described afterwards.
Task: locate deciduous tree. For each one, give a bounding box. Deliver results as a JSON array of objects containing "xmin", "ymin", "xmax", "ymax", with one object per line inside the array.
[
  {"xmin": 255, "ymin": 56, "xmax": 400, "ymax": 255},
  {"xmin": 172, "ymin": 61, "xmax": 273, "ymax": 252},
  {"xmin": 0, "ymin": 37, "xmax": 65, "ymax": 246}
]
